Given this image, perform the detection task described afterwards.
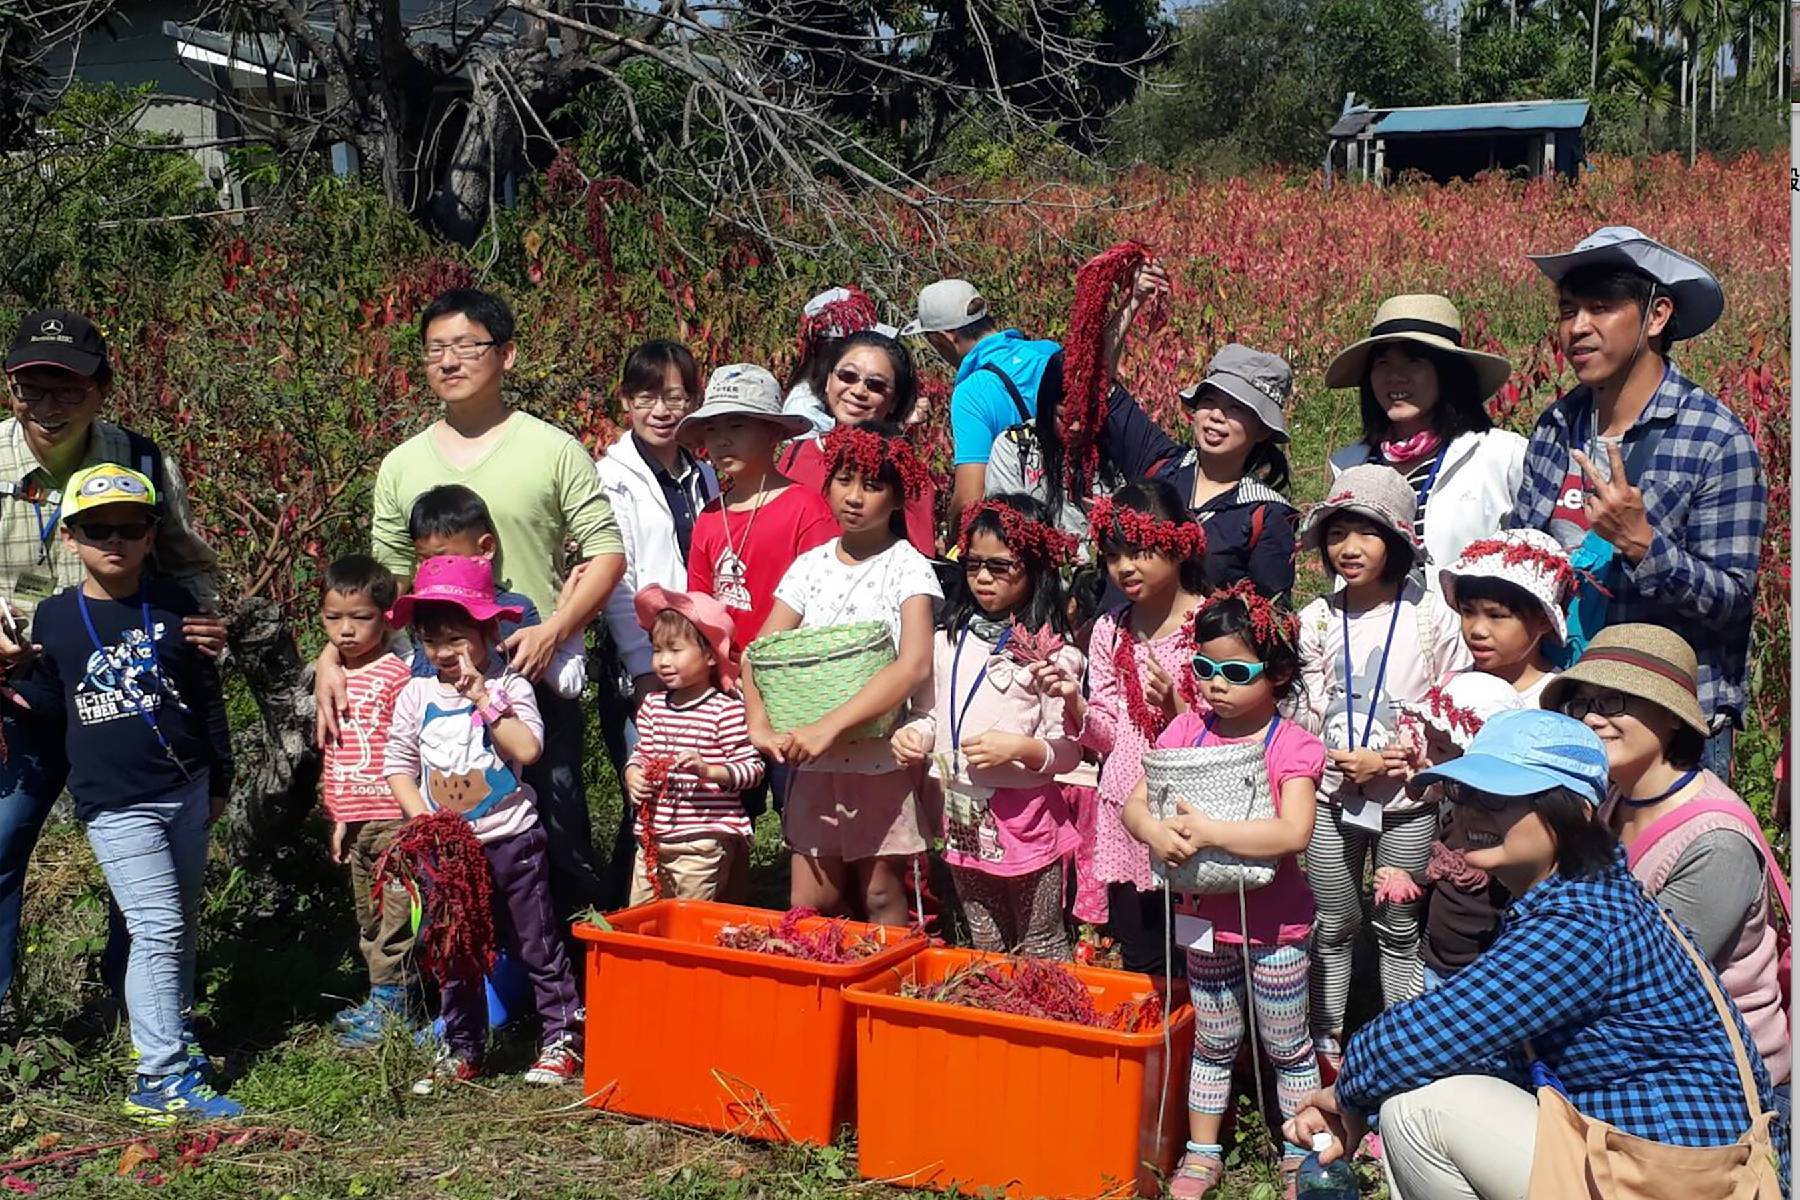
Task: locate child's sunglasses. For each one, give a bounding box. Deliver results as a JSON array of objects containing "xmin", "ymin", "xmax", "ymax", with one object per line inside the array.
[{"xmin": 1189, "ymin": 654, "xmax": 1266, "ymax": 685}]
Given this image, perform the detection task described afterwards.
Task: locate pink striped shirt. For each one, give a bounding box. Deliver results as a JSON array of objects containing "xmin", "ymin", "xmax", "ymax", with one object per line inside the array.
[
  {"xmin": 628, "ymin": 689, "xmax": 764, "ymax": 839},
  {"xmin": 322, "ymin": 654, "xmax": 412, "ymax": 823}
]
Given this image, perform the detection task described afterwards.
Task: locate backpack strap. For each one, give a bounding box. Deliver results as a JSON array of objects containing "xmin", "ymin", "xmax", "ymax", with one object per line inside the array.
[
  {"xmin": 978, "ymin": 364, "xmax": 1033, "ymax": 425},
  {"xmin": 1630, "ymin": 798, "xmax": 1791, "ymax": 924},
  {"xmin": 120, "ymin": 427, "xmax": 168, "ymax": 519}
]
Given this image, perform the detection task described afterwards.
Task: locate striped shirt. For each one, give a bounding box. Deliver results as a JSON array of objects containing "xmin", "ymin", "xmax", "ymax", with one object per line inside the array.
[
  {"xmin": 628, "ymin": 689, "xmax": 763, "ymax": 840},
  {"xmin": 321, "ymin": 654, "xmax": 412, "ymax": 822}
]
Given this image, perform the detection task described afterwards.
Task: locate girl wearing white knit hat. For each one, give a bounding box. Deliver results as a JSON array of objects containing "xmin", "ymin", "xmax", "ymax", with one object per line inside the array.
[{"xmin": 1437, "ymin": 528, "xmax": 1575, "ymax": 706}]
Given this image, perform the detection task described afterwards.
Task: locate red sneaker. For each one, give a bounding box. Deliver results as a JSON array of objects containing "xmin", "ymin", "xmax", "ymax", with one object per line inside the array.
[
  {"xmin": 411, "ymin": 1056, "xmax": 479, "ymax": 1096},
  {"xmin": 524, "ymin": 1036, "xmax": 581, "ymax": 1086}
]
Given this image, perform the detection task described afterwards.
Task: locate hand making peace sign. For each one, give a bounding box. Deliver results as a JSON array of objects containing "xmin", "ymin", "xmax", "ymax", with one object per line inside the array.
[{"xmin": 1571, "ymin": 440, "xmax": 1654, "ymax": 564}]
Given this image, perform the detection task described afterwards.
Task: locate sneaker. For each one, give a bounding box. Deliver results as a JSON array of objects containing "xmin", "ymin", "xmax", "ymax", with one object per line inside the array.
[
  {"xmin": 123, "ymin": 1068, "xmax": 244, "ymax": 1125},
  {"xmin": 336, "ymin": 986, "xmax": 416, "ymax": 1049},
  {"xmin": 410, "ymin": 1056, "xmax": 480, "ymax": 1096},
  {"xmin": 1168, "ymin": 1150, "xmax": 1224, "ymax": 1200},
  {"xmin": 523, "ymin": 1035, "xmax": 581, "ymax": 1086},
  {"xmin": 331, "ymin": 997, "xmax": 377, "ymax": 1032}
]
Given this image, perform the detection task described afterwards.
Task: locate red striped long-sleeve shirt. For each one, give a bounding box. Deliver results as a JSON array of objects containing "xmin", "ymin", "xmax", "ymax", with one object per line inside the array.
[{"xmin": 627, "ymin": 688, "xmax": 764, "ymax": 839}]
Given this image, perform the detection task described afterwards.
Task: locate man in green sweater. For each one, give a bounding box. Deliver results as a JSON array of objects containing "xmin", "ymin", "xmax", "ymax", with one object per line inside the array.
[{"xmin": 317, "ymin": 288, "xmax": 626, "ymax": 927}]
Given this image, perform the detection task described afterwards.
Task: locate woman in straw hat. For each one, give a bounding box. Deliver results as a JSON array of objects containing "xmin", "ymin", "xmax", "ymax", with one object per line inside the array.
[
  {"xmin": 1545, "ymin": 624, "xmax": 1790, "ymax": 1111},
  {"xmin": 1326, "ymin": 294, "xmax": 1526, "ymax": 572}
]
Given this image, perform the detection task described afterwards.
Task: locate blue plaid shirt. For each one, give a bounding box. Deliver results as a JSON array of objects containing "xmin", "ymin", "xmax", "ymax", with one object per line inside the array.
[
  {"xmin": 1507, "ymin": 361, "xmax": 1765, "ymax": 723},
  {"xmin": 1337, "ymin": 850, "xmax": 1787, "ymax": 1182}
]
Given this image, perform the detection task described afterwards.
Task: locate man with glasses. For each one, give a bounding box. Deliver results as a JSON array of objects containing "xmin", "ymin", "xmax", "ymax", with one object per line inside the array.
[
  {"xmin": 0, "ymin": 309, "xmax": 222, "ymax": 1006},
  {"xmin": 320, "ymin": 287, "xmax": 627, "ymax": 931}
]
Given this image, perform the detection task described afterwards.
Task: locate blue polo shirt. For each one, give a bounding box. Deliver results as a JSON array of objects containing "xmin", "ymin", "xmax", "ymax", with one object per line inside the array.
[{"xmin": 951, "ymin": 331, "xmax": 1062, "ymax": 467}]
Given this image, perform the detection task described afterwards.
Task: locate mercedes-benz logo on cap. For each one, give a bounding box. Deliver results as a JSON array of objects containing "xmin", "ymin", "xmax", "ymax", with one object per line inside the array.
[{"xmin": 38, "ymin": 319, "xmax": 63, "ymax": 337}]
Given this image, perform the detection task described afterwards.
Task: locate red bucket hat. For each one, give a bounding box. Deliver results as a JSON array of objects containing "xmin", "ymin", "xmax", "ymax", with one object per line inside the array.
[
  {"xmin": 388, "ymin": 555, "xmax": 523, "ymax": 628},
  {"xmin": 634, "ymin": 585, "xmax": 740, "ymax": 690}
]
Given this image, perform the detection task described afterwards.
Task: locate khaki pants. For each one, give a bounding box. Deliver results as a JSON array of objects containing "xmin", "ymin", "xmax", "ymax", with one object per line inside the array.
[
  {"xmin": 1378, "ymin": 1074, "xmax": 1537, "ymax": 1200},
  {"xmin": 630, "ymin": 835, "xmax": 751, "ymax": 906},
  {"xmin": 346, "ymin": 819, "xmax": 417, "ymax": 988}
]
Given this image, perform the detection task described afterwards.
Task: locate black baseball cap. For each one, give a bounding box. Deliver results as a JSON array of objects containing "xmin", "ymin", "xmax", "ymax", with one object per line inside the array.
[{"xmin": 6, "ymin": 309, "xmax": 109, "ymax": 377}]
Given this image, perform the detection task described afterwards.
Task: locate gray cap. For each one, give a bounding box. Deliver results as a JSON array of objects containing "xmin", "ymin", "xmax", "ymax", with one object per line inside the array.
[
  {"xmin": 899, "ymin": 279, "xmax": 988, "ymax": 337},
  {"xmin": 1527, "ymin": 225, "xmax": 1723, "ymax": 342},
  {"xmin": 676, "ymin": 363, "xmax": 814, "ymax": 445},
  {"xmin": 1179, "ymin": 343, "xmax": 1292, "ymax": 442}
]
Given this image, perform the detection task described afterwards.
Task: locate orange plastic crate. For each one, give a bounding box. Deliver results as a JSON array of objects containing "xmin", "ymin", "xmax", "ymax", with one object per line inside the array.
[
  {"xmin": 573, "ymin": 900, "xmax": 925, "ymax": 1145},
  {"xmin": 844, "ymin": 947, "xmax": 1194, "ymax": 1199}
]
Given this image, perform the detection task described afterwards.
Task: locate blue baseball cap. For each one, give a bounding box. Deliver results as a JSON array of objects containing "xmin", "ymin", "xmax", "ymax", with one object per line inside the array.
[{"xmin": 1411, "ymin": 708, "xmax": 1611, "ymax": 809}]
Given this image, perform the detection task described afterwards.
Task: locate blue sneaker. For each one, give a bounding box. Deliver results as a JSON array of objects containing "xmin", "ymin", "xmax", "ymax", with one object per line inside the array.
[
  {"xmin": 332, "ymin": 997, "xmax": 378, "ymax": 1032},
  {"xmin": 123, "ymin": 1068, "xmax": 244, "ymax": 1125},
  {"xmin": 336, "ymin": 985, "xmax": 415, "ymax": 1048}
]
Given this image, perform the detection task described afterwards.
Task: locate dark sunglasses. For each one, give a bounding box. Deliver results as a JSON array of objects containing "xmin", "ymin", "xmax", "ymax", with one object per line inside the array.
[
  {"xmin": 72, "ymin": 520, "xmax": 153, "ymax": 542},
  {"xmin": 962, "ymin": 556, "xmax": 1022, "ymax": 578},
  {"xmin": 1189, "ymin": 654, "xmax": 1266, "ymax": 685},
  {"xmin": 1560, "ymin": 693, "xmax": 1629, "ymax": 721},
  {"xmin": 833, "ymin": 366, "xmax": 893, "ymax": 396}
]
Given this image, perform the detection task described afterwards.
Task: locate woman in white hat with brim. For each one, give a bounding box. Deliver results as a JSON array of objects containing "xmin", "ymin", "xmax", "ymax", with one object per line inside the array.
[{"xmin": 1326, "ymin": 294, "xmax": 1527, "ymax": 573}]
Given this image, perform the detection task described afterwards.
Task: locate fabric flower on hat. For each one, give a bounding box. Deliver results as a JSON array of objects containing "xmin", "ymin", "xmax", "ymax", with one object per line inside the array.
[
  {"xmin": 1440, "ymin": 529, "xmax": 1577, "ymax": 645},
  {"xmin": 1398, "ymin": 669, "xmax": 1522, "ymax": 751}
]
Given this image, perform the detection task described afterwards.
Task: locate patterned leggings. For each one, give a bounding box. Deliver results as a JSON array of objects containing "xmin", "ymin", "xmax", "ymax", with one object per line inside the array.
[
  {"xmin": 1185, "ymin": 941, "xmax": 1319, "ymax": 1119},
  {"xmin": 1305, "ymin": 802, "xmax": 1437, "ymax": 1040},
  {"xmin": 950, "ymin": 862, "xmax": 1070, "ymax": 959}
]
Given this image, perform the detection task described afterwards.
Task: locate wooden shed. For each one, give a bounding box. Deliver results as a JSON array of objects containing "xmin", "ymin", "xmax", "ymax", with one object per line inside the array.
[{"xmin": 1327, "ymin": 97, "xmax": 1590, "ymax": 186}]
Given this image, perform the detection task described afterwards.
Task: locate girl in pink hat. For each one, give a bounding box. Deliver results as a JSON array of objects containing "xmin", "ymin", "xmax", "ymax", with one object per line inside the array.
[{"xmin": 381, "ymin": 555, "xmax": 582, "ymax": 1094}]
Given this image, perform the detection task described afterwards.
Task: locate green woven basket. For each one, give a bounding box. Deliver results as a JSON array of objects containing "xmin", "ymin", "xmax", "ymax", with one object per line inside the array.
[{"xmin": 745, "ymin": 621, "xmax": 900, "ymax": 740}]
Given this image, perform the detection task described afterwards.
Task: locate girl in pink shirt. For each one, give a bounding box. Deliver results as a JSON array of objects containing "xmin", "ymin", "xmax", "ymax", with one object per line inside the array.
[
  {"xmin": 1123, "ymin": 583, "xmax": 1324, "ymax": 1199},
  {"xmin": 893, "ymin": 495, "xmax": 1084, "ymax": 958}
]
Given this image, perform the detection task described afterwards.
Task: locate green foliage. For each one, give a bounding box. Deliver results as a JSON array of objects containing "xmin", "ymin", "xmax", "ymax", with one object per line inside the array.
[{"xmin": 1458, "ymin": 19, "xmax": 1590, "ymax": 103}]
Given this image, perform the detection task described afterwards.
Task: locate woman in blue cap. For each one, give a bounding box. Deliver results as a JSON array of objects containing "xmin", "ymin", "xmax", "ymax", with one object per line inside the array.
[{"xmin": 1282, "ymin": 708, "xmax": 1786, "ymax": 1200}]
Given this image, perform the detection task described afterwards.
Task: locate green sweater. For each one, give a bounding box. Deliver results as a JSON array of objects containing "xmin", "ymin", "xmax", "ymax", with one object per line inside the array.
[{"xmin": 371, "ymin": 412, "xmax": 623, "ymax": 615}]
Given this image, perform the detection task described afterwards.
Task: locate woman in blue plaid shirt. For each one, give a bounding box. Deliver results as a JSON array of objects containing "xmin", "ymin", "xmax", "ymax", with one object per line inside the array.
[{"xmin": 1283, "ymin": 709, "xmax": 1786, "ymax": 1200}]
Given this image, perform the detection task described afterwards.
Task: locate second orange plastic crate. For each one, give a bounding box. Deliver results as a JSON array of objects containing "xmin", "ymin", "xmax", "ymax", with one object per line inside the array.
[
  {"xmin": 844, "ymin": 947, "xmax": 1194, "ymax": 1199},
  {"xmin": 574, "ymin": 900, "xmax": 924, "ymax": 1145}
]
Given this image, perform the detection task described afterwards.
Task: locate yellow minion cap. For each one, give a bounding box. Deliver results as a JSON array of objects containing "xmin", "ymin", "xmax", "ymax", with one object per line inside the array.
[{"xmin": 60, "ymin": 463, "xmax": 157, "ymax": 524}]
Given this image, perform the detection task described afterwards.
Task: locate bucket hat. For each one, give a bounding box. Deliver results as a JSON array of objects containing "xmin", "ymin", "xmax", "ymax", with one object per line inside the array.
[
  {"xmin": 1527, "ymin": 226, "xmax": 1723, "ymax": 342},
  {"xmin": 1178, "ymin": 343, "xmax": 1291, "ymax": 442},
  {"xmin": 1411, "ymin": 708, "xmax": 1612, "ymax": 809},
  {"xmin": 1439, "ymin": 530, "xmax": 1574, "ymax": 645},
  {"xmin": 1540, "ymin": 624, "xmax": 1708, "ymax": 738},
  {"xmin": 1324, "ymin": 294, "xmax": 1513, "ymax": 399},
  {"xmin": 1297, "ymin": 463, "xmax": 1418, "ymax": 552},
  {"xmin": 389, "ymin": 555, "xmax": 524, "ymax": 628},
  {"xmin": 60, "ymin": 463, "xmax": 156, "ymax": 524},
  {"xmin": 899, "ymin": 279, "xmax": 989, "ymax": 337},
  {"xmin": 1399, "ymin": 669, "xmax": 1522, "ymax": 751},
  {"xmin": 634, "ymin": 585, "xmax": 741, "ymax": 689},
  {"xmin": 676, "ymin": 364, "xmax": 813, "ymax": 445}
]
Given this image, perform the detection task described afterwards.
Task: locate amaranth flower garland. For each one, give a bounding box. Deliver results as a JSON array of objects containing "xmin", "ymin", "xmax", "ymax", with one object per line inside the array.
[
  {"xmin": 1061, "ymin": 241, "xmax": 1167, "ymax": 495},
  {"xmin": 956, "ymin": 498, "xmax": 1080, "ymax": 567},
  {"xmin": 1175, "ymin": 579, "xmax": 1299, "ymax": 711},
  {"xmin": 821, "ymin": 425, "xmax": 931, "ymax": 498},
  {"xmin": 796, "ymin": 287, "xmax": 878, "ymax": 358}
]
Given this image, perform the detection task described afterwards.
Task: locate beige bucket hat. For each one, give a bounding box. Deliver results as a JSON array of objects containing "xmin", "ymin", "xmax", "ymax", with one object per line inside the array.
[{"xmin": 1540, "ymin": 624, "xmax": 1709, "ymax": 738}]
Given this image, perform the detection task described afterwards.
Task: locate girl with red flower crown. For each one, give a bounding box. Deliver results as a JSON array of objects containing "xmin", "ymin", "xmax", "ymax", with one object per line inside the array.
[{"xmin": 1036, "ymin": 479, "xmax": 1208, "ymax": 975}]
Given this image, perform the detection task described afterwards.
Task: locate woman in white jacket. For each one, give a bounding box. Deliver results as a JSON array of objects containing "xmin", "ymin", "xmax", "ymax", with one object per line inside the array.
[
  {"xmin": 594, "ymin": 341, "xmax": 719, "ymax": 900},
  {"xmin": 1325, "ymin": 295, "xmax": 1527, "ymax": 572}
]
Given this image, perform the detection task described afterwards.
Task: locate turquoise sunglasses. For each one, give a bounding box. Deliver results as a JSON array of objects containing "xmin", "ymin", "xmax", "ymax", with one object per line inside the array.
[{"xmin": 1190, "ymin": 654, "xmax": 1267, "ymax": 685}]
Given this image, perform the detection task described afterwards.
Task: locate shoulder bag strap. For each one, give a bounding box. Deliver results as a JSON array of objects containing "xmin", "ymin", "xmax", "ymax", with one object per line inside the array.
[
  {"xmin": 1655, "ymin": 906, "xmax": 1766, "ymax": 1118},
  {"xmin": 979, "ymin": 363, "xmax": 1033, "ymax": 425}
]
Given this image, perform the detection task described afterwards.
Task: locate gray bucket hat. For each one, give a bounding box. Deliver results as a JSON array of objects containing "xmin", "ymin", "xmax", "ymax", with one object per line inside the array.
[
  {"xmin": 1179, "ymin": 343, "xmax": 1291, "ymax": 442},
  {"xmin": 1298, "ymin": 463, "xmax": 1419, "ymax": 552},
  {"xmin": 677, "ymin": 363, "xmax": 814, "ymax": 445},
  {"xmin": 1527, "ymin": 225, "xmax": 1724, "ymax": 342}
]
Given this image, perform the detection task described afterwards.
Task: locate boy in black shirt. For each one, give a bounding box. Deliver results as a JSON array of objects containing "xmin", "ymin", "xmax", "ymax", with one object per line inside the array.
[{"xmin": 0, "ymin": 463, "xmax": 241, "ymax": 1122}]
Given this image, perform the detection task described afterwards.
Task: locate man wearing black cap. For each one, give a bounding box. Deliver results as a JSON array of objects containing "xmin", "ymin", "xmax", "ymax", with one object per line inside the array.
[{"xmin": 0, "ymin": 309, "xmax": 223, "ymax": 1004}]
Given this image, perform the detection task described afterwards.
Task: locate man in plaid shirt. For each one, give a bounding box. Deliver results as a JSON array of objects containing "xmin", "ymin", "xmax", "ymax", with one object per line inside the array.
[
  {"xmin": 1506, "ymin": 227, "xmax": 1764, "ymax": 780},
  {"xmin": 0, "ymin": 310, "xmax": 223, "ymax": 1006}
]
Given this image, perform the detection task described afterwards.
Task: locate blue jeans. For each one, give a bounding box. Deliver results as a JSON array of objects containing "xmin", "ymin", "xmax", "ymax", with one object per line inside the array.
[
  {"xmin": 84, "ymin": 779, "xmax": 209, "ymax": 1078},
  {"xmin": 0, "ymin": 711, "xmax": 71, "ymax": 1003},
  {"xmin": 1701, "ymin": 726, "xmax": 1736, "ymax": 784}
]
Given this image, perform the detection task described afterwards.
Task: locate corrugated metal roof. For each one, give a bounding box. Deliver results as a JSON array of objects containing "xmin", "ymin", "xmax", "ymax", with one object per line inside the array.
[
  {"xmin": 1369, "ymin": 99, "xmax": 1590, "ymax": 135},
  {"xmin": 1328, "ymin": 108, "xmax": 1377, "ymax": 138}
]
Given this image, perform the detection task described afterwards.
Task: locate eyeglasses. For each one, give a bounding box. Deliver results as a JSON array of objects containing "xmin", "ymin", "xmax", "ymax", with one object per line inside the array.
[
  {"xmin": 9, "ymin": 383, "xmax": 96, "ymax": 408},
  {"xmin": 1189, "ymin": 655, "xmax": 1267, "ymax": 685},
  {"xmin": 1441, "ymin": 781, "xmax": 1518, "ymax": 811},
  {"xmin": 626, "ymin": 391, "xmax": 694, "ymax": 414},
  {"xmin": 421, "ymin": 340, "xmax": 499, "ymax": 363},
  {"xmin": 1561, "ymin": 693, "xmax": 1629, "ymax": 721},
  {"xmin": 832, "ymin": 366, "xmax": 893, "ymax": 397},
  {"xmin": 72, "ymin": 520, "xmax": 153, "ymax": 542},
  {"xmin": 962, "ymin": 556, "xmax": 1022, "ymax": 579}
]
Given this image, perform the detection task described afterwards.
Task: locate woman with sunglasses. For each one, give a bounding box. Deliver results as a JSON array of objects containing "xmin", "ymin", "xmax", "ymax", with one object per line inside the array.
[
  {"xmin": 1284, "ymin": 709, "xmax": 1787, "ymax": 1200},
  {"xmin": 777, "ymin": 331, "xmax": 936, "ymax": 554},
  {"xmin": 1546, "ymin": 624, "xmax": 1790, "ymax": 1116}
]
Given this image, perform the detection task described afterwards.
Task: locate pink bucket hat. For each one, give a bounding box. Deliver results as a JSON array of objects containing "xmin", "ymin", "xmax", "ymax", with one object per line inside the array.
[
  {"xmin": 1438, "ymin": 529, "xmax": 1574, "ymax": 645},
  {"xmin": 388, "ymin": 555, "xmax": 524, "ymax": 628},
  {"xmin": 634, "ymin": 585, "xmax": 740, "ymax": 689},
  {"xmin": 1399, "ymin": 669, "xmax": 1522, "ymax": 750}
]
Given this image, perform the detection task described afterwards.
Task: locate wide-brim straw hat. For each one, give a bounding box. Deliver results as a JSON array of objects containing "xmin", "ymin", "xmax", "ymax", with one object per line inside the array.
[
  {"xmin": 1297, "ymin": 463, "xmax": 1419, "ymax": 552},
  {"xmin": 1324, "ymin": 294, "xmax": 1513, "ymax": 400},
  {"xmin": 1540, "ymin": 623, "xmax": 1709, "ymax": 738}
]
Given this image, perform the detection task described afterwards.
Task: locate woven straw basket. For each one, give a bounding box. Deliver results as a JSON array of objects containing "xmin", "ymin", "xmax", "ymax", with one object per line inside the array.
[
  {"xmin": 1141, "ymin": 743, "xmax": 1278, "ymax": 894},
  {"xmin": 745, "ymin": 621, "xmax": 900, "ymax": 740}
]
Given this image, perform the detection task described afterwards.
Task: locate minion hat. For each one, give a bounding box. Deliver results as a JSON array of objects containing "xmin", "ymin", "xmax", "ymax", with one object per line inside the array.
[{"xmin": 60, "ymin": 463, "xmax": 158, "ymax": 525}]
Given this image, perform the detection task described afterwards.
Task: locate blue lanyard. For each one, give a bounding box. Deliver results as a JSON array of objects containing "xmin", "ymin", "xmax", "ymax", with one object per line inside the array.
[
  {"xmin": 949, "ymin": 625, "xmax": 1011, "ymax": 770},
  {"xmin": 75, "ymin": 588, "xmax": 192, "ymax": 779},
  {"xmin": 1192, "ymin": 713, "xmax": 1281, "ymax": 750},
  {"xmin": 28, "ymin": 502, "xmax": 55, "ymax": 565},
  {"xmin": 1341, "ymin": 590, "xmax": 1404, "ymax": 750}
]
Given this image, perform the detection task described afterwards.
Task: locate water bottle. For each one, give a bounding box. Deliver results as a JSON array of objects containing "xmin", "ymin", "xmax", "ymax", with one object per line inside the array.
[{"xmin": 1294, "ymin": 1131, "xmax": 1359, "ymax": 1198}]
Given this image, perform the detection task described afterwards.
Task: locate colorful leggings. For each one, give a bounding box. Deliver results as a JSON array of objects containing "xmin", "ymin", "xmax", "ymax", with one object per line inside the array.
[
  {"xmin": 950, "ymin": 862, "xmax": 1070, "ymax": 959},
  {"xmin": 1185, "ymin": 941, "xmax": 1319, "ymax": 1119},
  {"xmin": 1305, "ymin": 802, "xmax": 1437, "ymax": 1040}
]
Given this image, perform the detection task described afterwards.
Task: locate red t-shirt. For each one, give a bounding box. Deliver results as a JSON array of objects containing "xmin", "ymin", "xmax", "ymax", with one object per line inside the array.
[
  {"xmin": 688, "ymin": 483, "xmax": 838, "ymax": 649},
  {"xmin": 779, "ymin": 438, "xmax": 938, "ymax": 557},
  {"xmin": 322, "ymin": 653, "xmax": 413, "ymax": 822}
]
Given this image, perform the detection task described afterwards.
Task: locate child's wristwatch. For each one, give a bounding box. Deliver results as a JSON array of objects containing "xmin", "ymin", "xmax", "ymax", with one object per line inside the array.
[{"xmin": 475, "ymin": 690, "xmax": 514, "ymax": 726}]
